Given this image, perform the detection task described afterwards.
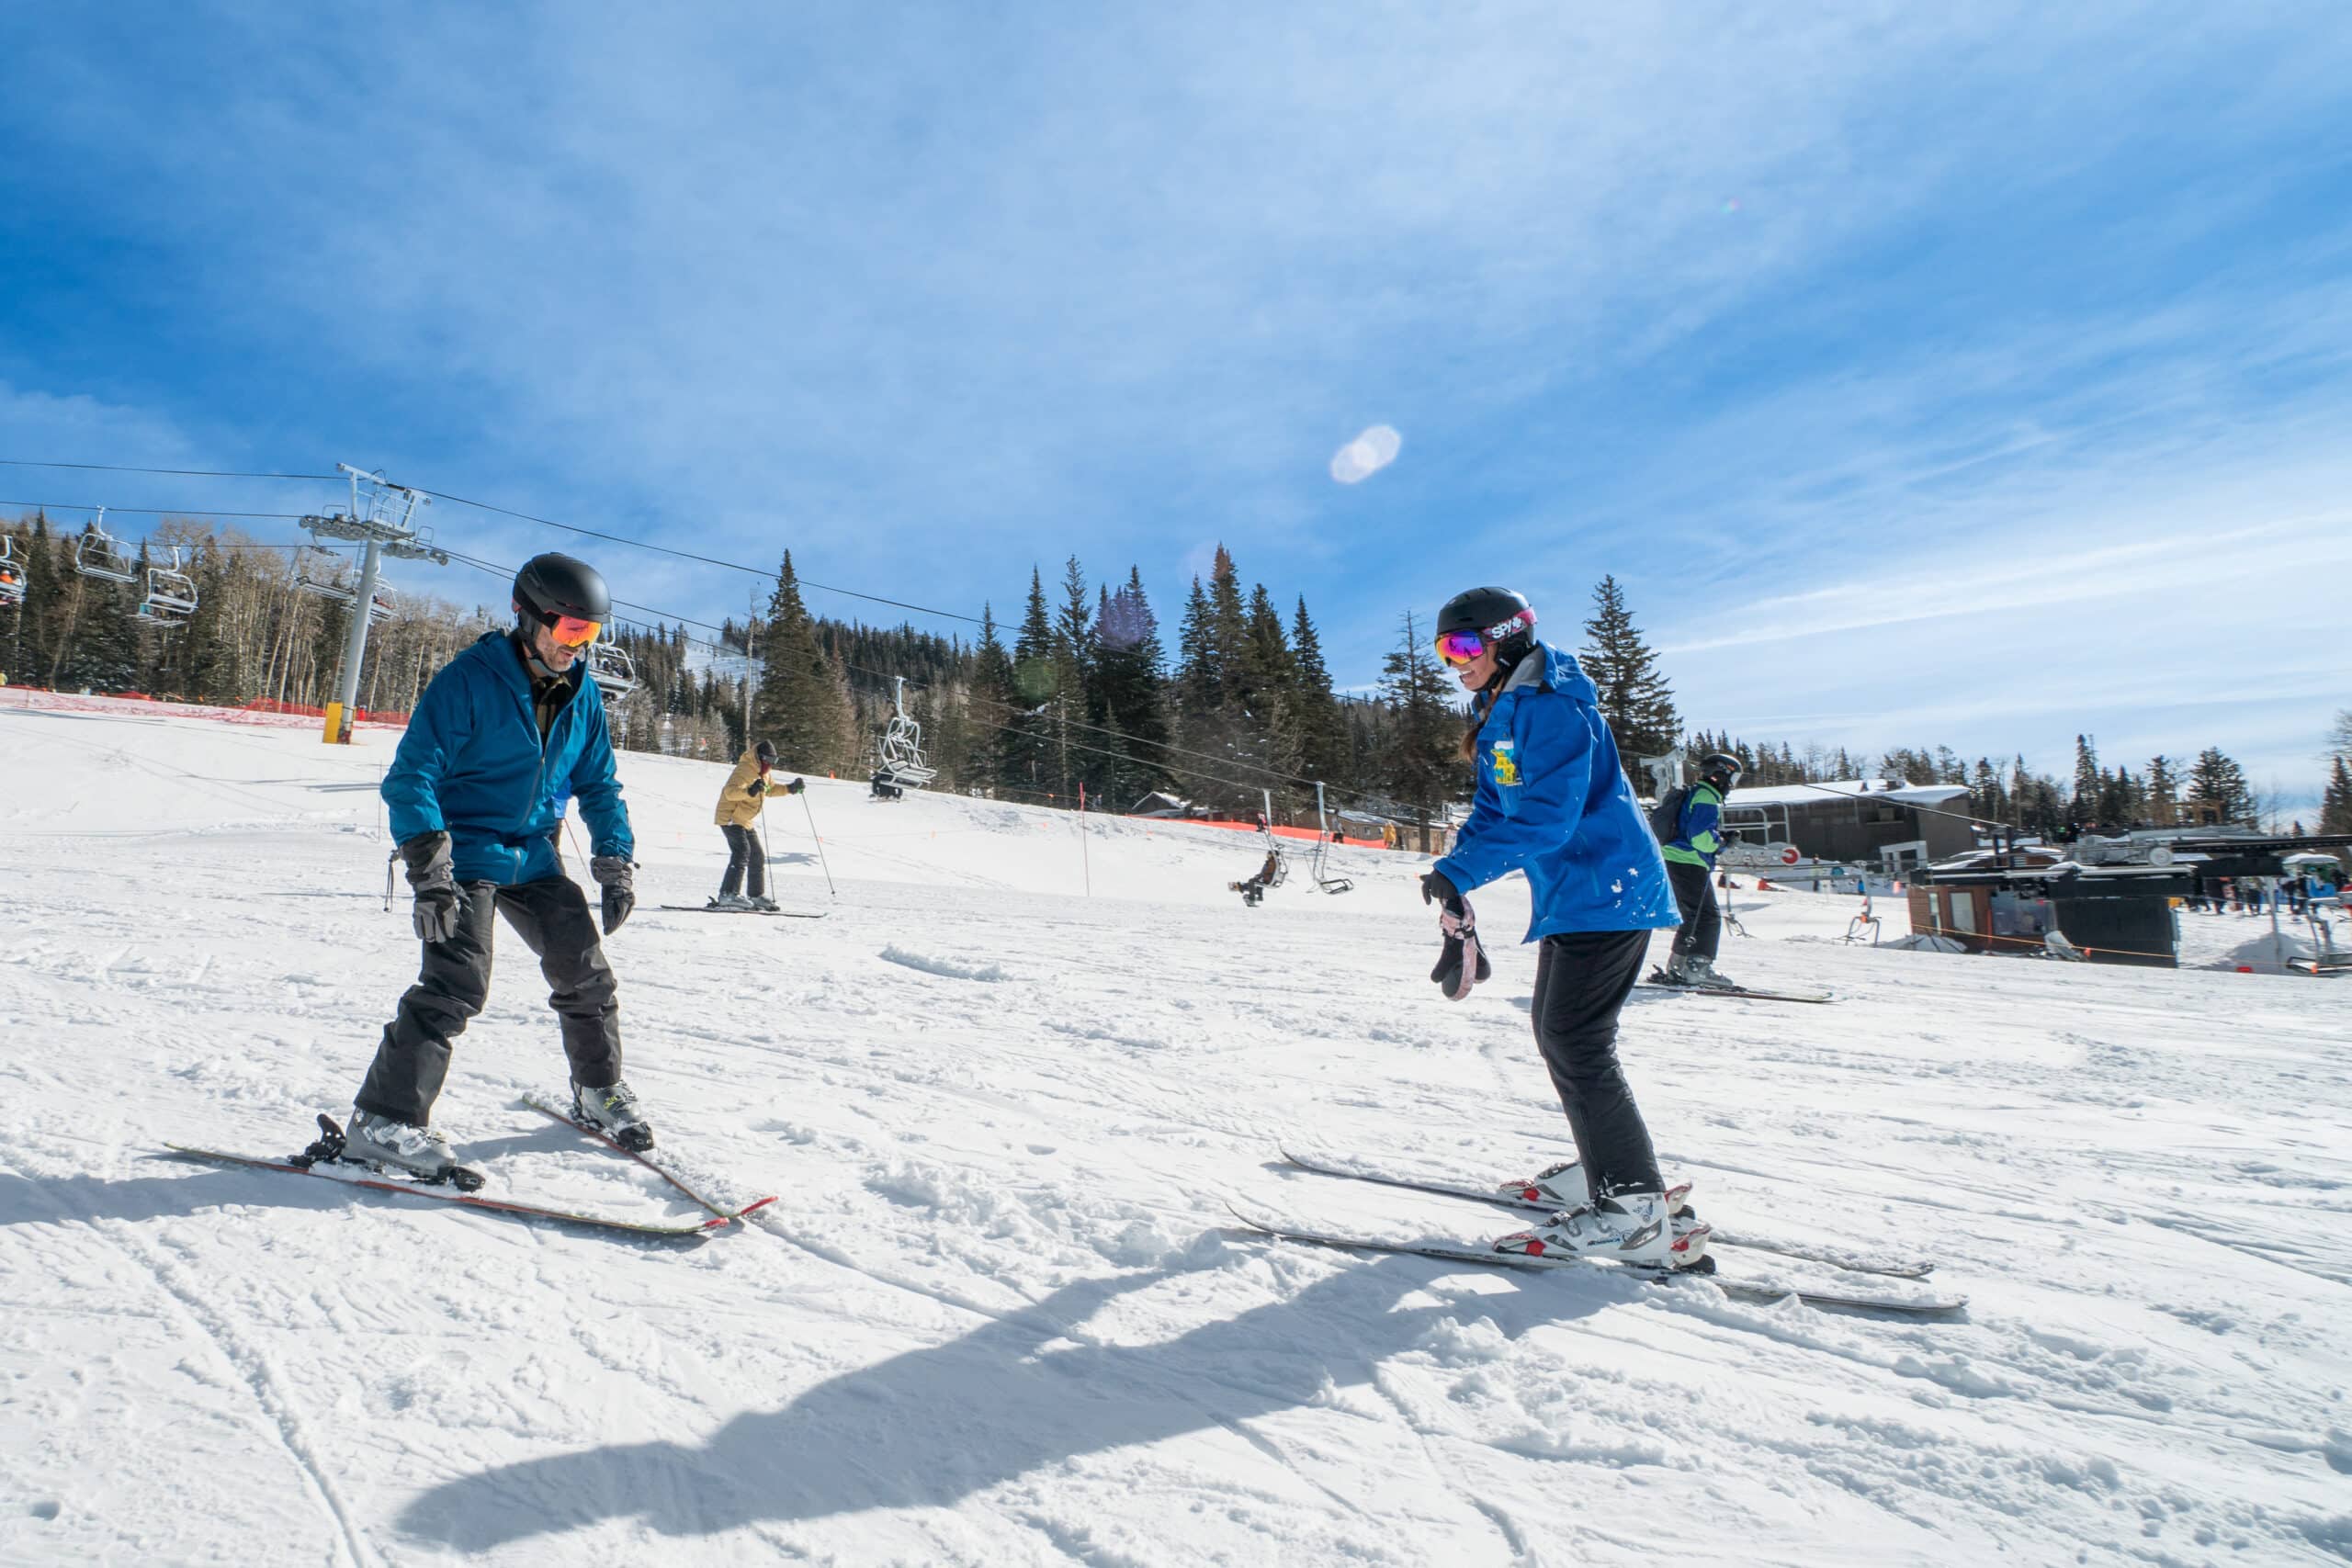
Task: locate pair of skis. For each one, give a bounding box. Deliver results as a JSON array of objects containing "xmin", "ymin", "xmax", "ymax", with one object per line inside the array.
[
  {"xmin": 1642, "ymin": 967, "xmax": 1833, "ymax": 1004},
  {"xmin": 164, "ymin": 1094, "xmax": 776, "ymax": 1239},
  {"xmin": 1238, "ymin": 1147, "xmax": 1963, "ymax": 1315},
  {"xmin": 656, "ymin": 904, "xmax": 828, "ymax": 919}
]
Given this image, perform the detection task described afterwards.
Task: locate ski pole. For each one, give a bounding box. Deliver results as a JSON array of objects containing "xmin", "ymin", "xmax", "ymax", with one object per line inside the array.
[{"xmin": 800, "ymin": 787, "xmax": 837, "ymax": 899}]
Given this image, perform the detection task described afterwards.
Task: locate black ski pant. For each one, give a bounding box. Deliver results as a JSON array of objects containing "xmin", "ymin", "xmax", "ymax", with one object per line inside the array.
[
  {"xmin": 718, "ymin": 822, "xmax": 765, "ymax": 898},
  {"xmin": 1668, "ymin": 860, "xmax": 1721, "ymax": 961},
  {"xmin": 356, "ymin": 875, "xmax": 622, "ymax": 1127},
  {"xmin": 1530, "ymin": 929, "xmax": 1664, "ymax": 1203}
]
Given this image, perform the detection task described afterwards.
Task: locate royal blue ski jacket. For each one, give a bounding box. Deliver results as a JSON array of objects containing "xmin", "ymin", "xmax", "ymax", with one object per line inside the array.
[
  {"xmin": 381, "ymin": 631, "xmax": 634, "ymax": 886},
  {"xmin": 1432, "ymin": 641, "xmax": 1679, "ymax": 942}
]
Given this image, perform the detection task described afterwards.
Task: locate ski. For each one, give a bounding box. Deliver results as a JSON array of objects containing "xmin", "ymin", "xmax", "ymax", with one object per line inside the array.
[
  {"xmin": 519, "ymin": 1092, "xmax": 777, "ymax": 1223},
  {"xmin": 1279, "ymin": 1146, "xmax": 1935, "ymax": 1279},
  {"xmin": 656, "ymin": 904, "xmax": 828, "ymax": 919},
  {"xmin": 1227, "ymin": 1203, "xmax": 1965, "ymax": 1316},
  {"xmin": 1644, "ymin": 968, "xmax": 1832, "ymax": 1004},
  {"xmin": 164, "ymin": 1121, "xmax": 729, "ymax": 1238}
]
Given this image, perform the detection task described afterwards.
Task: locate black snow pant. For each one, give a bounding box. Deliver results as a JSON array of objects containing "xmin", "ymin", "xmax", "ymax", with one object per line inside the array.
[
  {"xmin": 718, "ymin": 822, "xmax": 765, "ymax": 898},
  {"xmin": 356, "ymin": 875, "xmax": 623, "ymax": 1127},
  {"xmin": 1668, "ymin": 860, "xmax": 1721, "ymax": 961},
  {"xmin": 1530, "ymin": 930, "xmax": 1664, "ymax": 1204}
]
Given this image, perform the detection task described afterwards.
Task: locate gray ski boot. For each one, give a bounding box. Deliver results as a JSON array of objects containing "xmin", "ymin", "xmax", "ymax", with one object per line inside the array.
[
  {"xmin": 343, "ymin": 1107, "xmax": 459, "ymax": 1180},
  {"xmin": 572, "ymin": 1079, "xmax": 655, "ymax": 1151}
]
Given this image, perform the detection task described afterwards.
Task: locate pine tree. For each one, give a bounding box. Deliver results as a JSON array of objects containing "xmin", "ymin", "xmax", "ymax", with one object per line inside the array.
[
  {"xmin": 1287, "ymin": 596, "xmax": 1349, "ymax": 786},
  {"xmin": 2188, "ymin": 746, "xmax": 2256, "ymax": 827},
  {"xmin": 1970, "ymin": 757, "xmax": 2005, "ymax": 822},
  {"xmin": 967, "ymin": 604, "xmax": 1018, "ymax": 795},
  {"xmin": 1172, "ymin": 575, "xmax": 1217, "ymax": 721},
  {"xmin": 2320, "ymin": 756, "xmax": 2352, "ymax": 837},
  {"xmin": 1094, "ymin": 568, "xmax": 1170, "ymax": 804},
  {"xmin": 1578, "ymin": 576, "xmax": 1679, "ymax": 762},
  {"xmin": 2070, "ymin": 735, "xmax": 2100, "ymax": 826},
  {"xmin": 751, "ymin": 550, "xmax": 857, "ymax": 774},
  {"xmin": 1001, "ymin": 569, "xmax": 1057, "ymax": 796},
  {"xmin": 1381, "ymin": 610, "xmax": 1463, "ymax": 851},
  {"xmin": 2145, "ymin": 754, "xmax": 2178, "ymax": 827}
]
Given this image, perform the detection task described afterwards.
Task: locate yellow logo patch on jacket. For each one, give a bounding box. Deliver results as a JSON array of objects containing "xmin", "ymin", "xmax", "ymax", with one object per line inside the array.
[{"xmin": 1490, "ymin": 739, "xmax": 1521, "ymax": 787}]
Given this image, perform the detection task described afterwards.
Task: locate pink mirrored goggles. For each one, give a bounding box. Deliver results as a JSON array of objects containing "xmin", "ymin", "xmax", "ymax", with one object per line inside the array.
[{"xmin": 1434, "ymin": 608, "xmax": 1535, "ymax": 665}]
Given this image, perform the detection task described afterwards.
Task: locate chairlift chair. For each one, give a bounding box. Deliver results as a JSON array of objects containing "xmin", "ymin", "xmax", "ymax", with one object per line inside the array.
[
  {"xmin": 1309, "ymin": 784, "xmax": 1353, "ymax": 894},
  {"xmin": 871, "ymin": 675, "xmax": 937, "ymax": 796},
  {"xmin": 296, "ymin": 546, "xmax": 395, "ymax": 624},
  {"xmin": 586, "ymin": 641, "xmax": 639, "ymax": 704},
  {"xmin": 137, "ymin": 547, "xmax": 199, "ymax": 626},
  {"xmin": 0, "ymin": 536, "xmax": 25, "ymax": 607},
  {"xmin": 74, "ymin": 508, "xmax": 139, "ymax": 584}
]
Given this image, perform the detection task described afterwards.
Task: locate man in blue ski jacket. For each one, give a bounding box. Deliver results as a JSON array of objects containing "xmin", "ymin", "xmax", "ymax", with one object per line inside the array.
[
  {"xmin": 1657, "ymin": 751, "xmax": 1741, "ymax": 987},
  {"xmin": 345, "ymin": 552, "xmax": 649, "ymax": 1179}
]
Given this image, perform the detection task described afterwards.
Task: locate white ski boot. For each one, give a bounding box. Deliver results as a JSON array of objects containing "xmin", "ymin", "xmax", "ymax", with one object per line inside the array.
[
  {"xmin": 343, "ymin": 1107, "xmax": 459, "ymax": 1181},
  {"xmin": 1500, "ymin": 1160, "xmax": 1590, "ymax": 1209},
  {"xmin": 572, "ymin": 1079, "xmax": 655, "ymax": 1151},
  {"xmin": 1493, "ymin": 1189, "xmax": 1686, "ymax": 1269},
  {"xmin": 747, "ymin": 895, "xmax": 779, "ymax": 912},
  {"xmin": 707, "ymin": 893, "xmax": 755, "ymax": 911}
]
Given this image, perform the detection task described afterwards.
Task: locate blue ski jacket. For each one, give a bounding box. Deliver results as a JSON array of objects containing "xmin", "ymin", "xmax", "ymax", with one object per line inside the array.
[
  {"xmin": 1431, "ymin": 642, "xmax": 1679, "ymax": 942},
  {"xmin": 381, "ymin": 631, "xmax": 634, "ymax": 886}
]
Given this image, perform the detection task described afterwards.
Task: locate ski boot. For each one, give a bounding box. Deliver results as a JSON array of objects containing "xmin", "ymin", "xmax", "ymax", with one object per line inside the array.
[
  {"xmin": 1492, "ymin": 1189, "xmax": 1683, "ymax": 1268},
  {"xmin": 707, "ymin": 893, "xmax": 755, "ymax": 911},
  {"xmin": 1500, "ymin": 1159, "xmax": 1589, "ymax": 1209},
  {"xmin": 748, "ymin": 895, "xmax": 780, "ymax": 912},
  {"xmin": 343, "ymin": 1107, "xmax": 460, "ymax": 1182},
  {"xmin": 1683, "ymin": 956, "xmax": 1740, "ymax": 991},
  {"xmin": 572, "ymin": 1079, "xmax": 655, "ymax": 1152}
]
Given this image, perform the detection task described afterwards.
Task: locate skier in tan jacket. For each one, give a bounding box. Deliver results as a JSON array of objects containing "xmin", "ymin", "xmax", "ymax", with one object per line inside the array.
[{"xmin": 710, "ymin": 740, "xmax": 804, "ymax": 910}]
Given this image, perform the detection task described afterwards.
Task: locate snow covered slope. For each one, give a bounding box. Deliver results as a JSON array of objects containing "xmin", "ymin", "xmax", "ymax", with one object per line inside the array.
[{"xmin": 4, "ymin": 700, "xmax": 2348, "ymax": 1567}]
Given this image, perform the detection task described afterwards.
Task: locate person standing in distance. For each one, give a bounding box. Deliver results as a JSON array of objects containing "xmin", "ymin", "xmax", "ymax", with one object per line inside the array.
[
  {"xmin": 347, "ymin": 552, "xmax": 650, "ymax": 1178},
  {"xmin": 1658, "ymin": 751, "xmax": 1743, "ymax": 989},
  {"xmin": 1417, "ymin": 588, "xmax": 1698, "ymax": 1269},
  {"xmin": 711, "ymin": 739, "xmax": 804, "ymax": 910}
]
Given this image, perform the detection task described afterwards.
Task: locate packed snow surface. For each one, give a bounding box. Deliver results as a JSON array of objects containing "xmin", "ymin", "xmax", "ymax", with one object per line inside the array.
[{"xmin": 3, "ymin": 696, "xmax": 2349, "ymax": 1566}]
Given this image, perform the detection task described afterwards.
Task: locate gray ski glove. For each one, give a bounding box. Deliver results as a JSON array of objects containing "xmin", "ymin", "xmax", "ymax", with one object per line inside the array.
[
  {"xmin": 590, "ymin": 854, "xmax": 636, "ymax": 935},
  {"xmin": 400, "ymin": 831, "xmax": 460, "ymax": 945}
]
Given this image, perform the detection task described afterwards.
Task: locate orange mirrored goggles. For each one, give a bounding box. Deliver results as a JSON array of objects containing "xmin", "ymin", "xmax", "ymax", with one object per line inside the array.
[{"xmin": 534, "ymin": 612, "xmax": 602, "ymax": 647}]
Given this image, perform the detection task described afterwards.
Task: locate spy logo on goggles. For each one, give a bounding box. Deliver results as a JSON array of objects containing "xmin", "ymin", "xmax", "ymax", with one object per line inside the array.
[
  {"xmin": 1433, "ymin": 608, "xmax": 1536, "ymax": 665},
  {"xmin": 527, "ymin": 608, "xmax": 603, "ymax": 647}
]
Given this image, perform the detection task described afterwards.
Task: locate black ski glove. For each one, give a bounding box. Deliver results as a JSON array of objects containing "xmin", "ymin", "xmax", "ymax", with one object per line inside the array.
[
  {"xmin": 590, "ymin": 854, "xmax": 636, "ymax": 935},
  {"xmin": 1425, "ymin": 880, "xmax": 1490, "ymax": 1001},
  {"xmin": 748, "ymin": 777, "xmax": 768, "ymax": 796},
  {"xmin": 1419, "ymin": 870, "xmax": 1460, "ymax": 907},
  {"xmin": 785, "ymin": 777, "xmax": 807, "ymax": 795},
  {"xmin": 400, "ymin": 831, "xmax": 460, "ymax": 945}
]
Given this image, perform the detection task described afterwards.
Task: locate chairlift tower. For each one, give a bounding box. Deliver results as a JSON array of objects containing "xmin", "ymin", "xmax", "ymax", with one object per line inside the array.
[{"xmin": 301, "ymin": 463, "xmax": 447, "ymax": 741}]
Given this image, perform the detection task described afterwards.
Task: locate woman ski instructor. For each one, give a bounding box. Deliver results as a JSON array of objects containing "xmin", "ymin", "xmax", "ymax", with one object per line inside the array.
[
  {"xmin": 1417, "ymin": 587, "xmax": 1700, "ymax": 1269},
  {"xmin": 345, "ymin": 552, "xmax": 651, "ymax": 1179}
]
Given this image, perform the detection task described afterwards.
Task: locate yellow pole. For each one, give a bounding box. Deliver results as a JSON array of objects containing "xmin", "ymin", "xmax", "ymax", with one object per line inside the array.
[{"xmin": 323, "ymin": 702, "xmax": 345, "ymax": 744}]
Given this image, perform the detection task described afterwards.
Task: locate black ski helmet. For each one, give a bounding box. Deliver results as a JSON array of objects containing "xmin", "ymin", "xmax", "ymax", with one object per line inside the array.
[
  {"xmin": 1697, "ymin": 751, "xmax": 1742, "ymax": 789},
  {"xmin": 1435, "ymin": 587, "xmax": 1537, "ymax": 669},
  {"xmin": 513, "ymin": 552, "xmax": 612, "ymax": 631},
  {"xmin": 755, "ymin": 739, "xmax": 776, "ymax": 765}
]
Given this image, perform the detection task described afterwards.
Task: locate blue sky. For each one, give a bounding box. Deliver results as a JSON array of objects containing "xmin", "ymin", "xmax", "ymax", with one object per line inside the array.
[{"xmin": 4, "ymin": 5, "xmax": 2348, "ymax": 810}]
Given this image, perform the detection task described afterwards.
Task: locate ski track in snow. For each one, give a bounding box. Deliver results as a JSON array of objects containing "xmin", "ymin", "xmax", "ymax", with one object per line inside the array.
[{"xmin": 3, "ymin": 699, "xmax": 2351, "ymax": 1564}]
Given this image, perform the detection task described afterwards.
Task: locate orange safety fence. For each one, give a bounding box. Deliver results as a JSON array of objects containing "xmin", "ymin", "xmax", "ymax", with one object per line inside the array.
[
  {"xmin": 0, "ymin": 685, "xmax": 409, "ymax": 730},
  {"xmin": 1156, "ymin": 817, "xmax": 1384, "ymax": 848}
]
